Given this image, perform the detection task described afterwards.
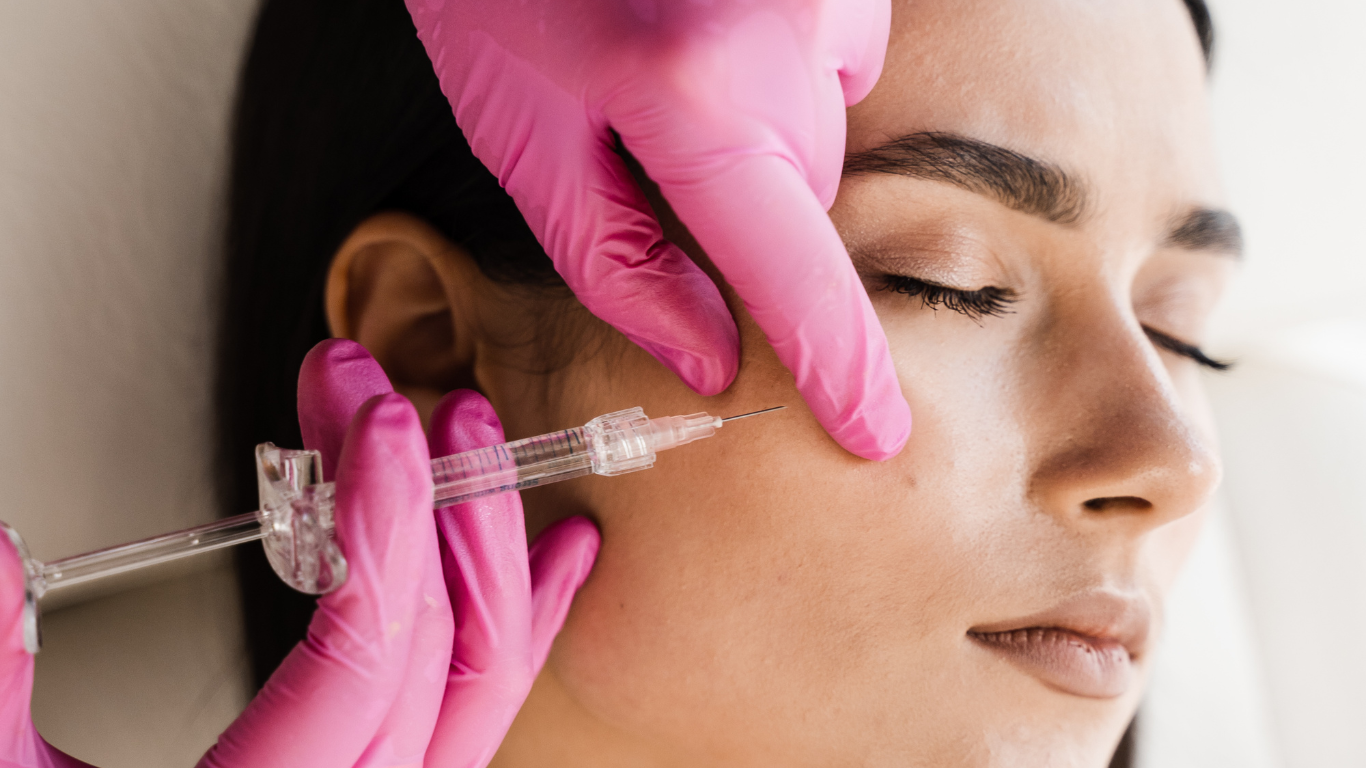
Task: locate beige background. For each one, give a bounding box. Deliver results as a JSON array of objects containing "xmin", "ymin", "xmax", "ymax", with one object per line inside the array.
[
  {"xmin": 0, "ymin": 1, "xmax": 258, "ymax": 764},
  {"xmin": 0, "ymin": 0, "xmax": 1361, "ymax": 766}
]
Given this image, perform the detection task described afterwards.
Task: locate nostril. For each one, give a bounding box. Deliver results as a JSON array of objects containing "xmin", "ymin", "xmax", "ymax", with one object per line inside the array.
[{"xmin": 1083, "ymin": 496, "xmax": 1153, "ymax": 513}]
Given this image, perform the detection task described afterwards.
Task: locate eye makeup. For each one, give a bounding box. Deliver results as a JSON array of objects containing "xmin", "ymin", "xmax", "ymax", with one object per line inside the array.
[
  {"xmin": 1141, "ymin": 326, "xmax": 1233, "ymax": 371},
  {"xmin": 876, "ymin": 274, "xmax": 1017, "ymax": 321},
  {"xmin": 873, "ymin": 274, "xmax": 1231, "ymax": 371}
]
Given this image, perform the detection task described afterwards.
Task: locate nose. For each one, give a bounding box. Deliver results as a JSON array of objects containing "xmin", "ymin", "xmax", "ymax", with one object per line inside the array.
[{"xmin": 1024, "ymin": 315, "xmax": 1221, "ymax": 537}]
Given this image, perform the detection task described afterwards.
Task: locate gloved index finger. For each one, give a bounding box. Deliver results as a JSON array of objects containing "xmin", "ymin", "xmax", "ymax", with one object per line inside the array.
[
  {"xmin": 422, "ymin": 389, "xmax": 537, "ymax": 766},
  {"xmin": 299, "ymin": 341, "xmax": 454, "ymax": 762}
]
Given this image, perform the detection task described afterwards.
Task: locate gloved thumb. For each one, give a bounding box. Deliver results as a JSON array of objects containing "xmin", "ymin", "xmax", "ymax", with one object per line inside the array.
[{"xmin": 0, "ymin": 532, "xmax": 92, "ymax": 768}]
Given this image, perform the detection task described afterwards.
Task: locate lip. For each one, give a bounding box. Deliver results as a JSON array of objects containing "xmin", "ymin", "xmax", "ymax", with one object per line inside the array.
[{"xmin": 968, "ymin": 589, "xmax": 1151, "ymax": 699}]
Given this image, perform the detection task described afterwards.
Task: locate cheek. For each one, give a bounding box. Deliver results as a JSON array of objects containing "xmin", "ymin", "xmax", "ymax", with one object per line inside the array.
[
  {"xmin": 545, "ymin": 312, "xmax": 1043, "ymax": 755},
  {"xmin": 874, "ymin": 293, "xmax": 1032, "ymax": 518}
]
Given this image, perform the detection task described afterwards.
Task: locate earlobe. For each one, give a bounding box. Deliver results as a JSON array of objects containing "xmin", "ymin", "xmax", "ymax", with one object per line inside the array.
[{"xmin": 325, "ymin": 211, "xmax": 485, "ymax": 420}]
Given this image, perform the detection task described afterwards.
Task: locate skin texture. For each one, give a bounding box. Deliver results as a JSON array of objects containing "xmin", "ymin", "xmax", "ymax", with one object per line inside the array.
[{"xmin": 328, "ymin": 0, "xmax": 1236, "ymax": 765}]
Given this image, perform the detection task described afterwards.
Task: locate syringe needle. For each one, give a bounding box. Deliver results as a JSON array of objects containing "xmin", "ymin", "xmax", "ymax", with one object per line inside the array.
[{"xmin": 720, "ymin": 405, "xmax": 787, "ymax": 423}]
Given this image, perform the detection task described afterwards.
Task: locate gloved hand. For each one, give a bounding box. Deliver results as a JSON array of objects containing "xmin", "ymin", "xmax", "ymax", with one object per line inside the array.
[
  {"xmin": 206, "ymin": 339, "xmax": 599, "ymax": 767},
  {"xmin": 405, "ymin": 0, "xmax": 910, "ymax": 461},
  {"xmin": 199, "ymin": 341, "xmax": 454, "ymax": 766},
  {"xmin": 0, "ymin": 346, "xmax": 446, "ymax": 768},
  {"xmin": 0, "ymin": 339, "xmax": 597, "ymax": 768},
  {"xmin": 421, "ymin": 376, "xmax": 601, "ymax": 766}
]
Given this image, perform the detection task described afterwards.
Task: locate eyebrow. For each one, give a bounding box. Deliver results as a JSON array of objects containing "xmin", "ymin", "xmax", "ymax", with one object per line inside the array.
[
  {"xmin": 843, "ymin": 131, "xmax": 1243, "ymax": 258},
  {"xmin": 842, "ymin": 132, "xmax": 1088, "ymax": 224},
  {"xmin": 1164, "ymin": 207, "xmax": 1243, "ymax": 257}
]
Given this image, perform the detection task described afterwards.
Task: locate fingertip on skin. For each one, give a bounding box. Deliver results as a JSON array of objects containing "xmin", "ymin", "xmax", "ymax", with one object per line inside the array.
[
  {"xmin": 648, "ymin": 343, "xmax": 739, "ymax": 398},
  {"xmin": 831, "ymin": 393, "xmax": 912, "ymax": 462},
  {"xmin": 529, "ymin": 517, "xmax": 601, "ymax": 588},
  {"xmin": 584, "ymin": 238, "xmax": 739, "ymax": 397},
  {"xmin": 531, "ymin": 515, "xmax": 601, "ymax": 556},
  {"xmin": 856, "ymin": 420, "xmax": 911, "ymax": 462},
  {"xmin": 628, "ymin": 285, "xmax": 739, "ymax": 397}
]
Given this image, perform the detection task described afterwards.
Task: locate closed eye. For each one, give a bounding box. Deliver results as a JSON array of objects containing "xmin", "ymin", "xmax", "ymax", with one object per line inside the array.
[
  {"xmin": 876, "ymin": 274, "xmax": 1230, "ymax": 371},
  {"xmin": 1142, "ymin": 326, "xmax": 1233, "ymax": 371},
  {"xmin": 877, "ymin": 274, "xmax": 1017, "ymax": 321}
]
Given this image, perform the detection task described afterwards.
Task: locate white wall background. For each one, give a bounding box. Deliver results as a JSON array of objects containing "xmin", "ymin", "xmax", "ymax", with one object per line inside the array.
[
  {"xmin": 1205, "ymin": 0, "xmax": 1366, "ymax": 347},
  {"xmin": 1139, "ymin": 1, "xmax": 1366, "ymax": 767},
  {"xmin": 0, "ymin": 2, "xmax": 259, "ymax": 765},
  {"xmin": 0, "ymin": 0, "xmax": 1360, "ymax": 767}
]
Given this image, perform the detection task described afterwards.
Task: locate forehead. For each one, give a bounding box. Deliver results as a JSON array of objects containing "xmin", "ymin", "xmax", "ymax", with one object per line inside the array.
[{"xmin": 848, "ymin": 0, "xmax": 1220, "ymax": 210}]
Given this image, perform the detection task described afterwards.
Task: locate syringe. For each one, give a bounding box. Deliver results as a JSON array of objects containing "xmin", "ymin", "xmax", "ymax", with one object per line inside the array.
[{"xmin": 1, "ymin": 405, "xmax": 782, "ymax": 653}]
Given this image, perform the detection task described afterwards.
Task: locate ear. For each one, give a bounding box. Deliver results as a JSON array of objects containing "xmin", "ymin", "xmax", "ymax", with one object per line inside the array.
[{"xmin": 326, "ymin": 211, "xmax": 485, "ymax": 422}]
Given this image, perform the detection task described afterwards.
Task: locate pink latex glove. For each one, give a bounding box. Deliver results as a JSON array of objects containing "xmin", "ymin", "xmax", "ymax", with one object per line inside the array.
[
  {"xmin": 0, "ymin": 351, "xmax": 445, "ymax": 768},
  {"xmin": 200, "ymin": 344, "xmax": 453, "ymax": 766},
  {"xmin": 405, "ymin": 0, "xmax": 910, "ymax": 461},
  {"xmin": 0, "ymin": 339, "xmax": 596, "ymax": 768},
  {"xmin": 0, "ymin": 542, "xmax": 92, "ymax": 767},
  {"xmin": 209, "ymin": 340, "xmax": 599, "ymax": 767},
  {"xmin": 422, "ymin": 388, "xmax": 600, "ymax": 767}
]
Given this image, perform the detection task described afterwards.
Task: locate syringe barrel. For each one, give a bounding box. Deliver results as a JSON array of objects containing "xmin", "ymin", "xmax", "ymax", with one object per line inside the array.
[
  {"xmin": 431, "ymin": 426, "xmax": 594, "ymax": 507},
  {"xmin": 429, "ymin": 408, "xmax": 723, "ymax": 505}
]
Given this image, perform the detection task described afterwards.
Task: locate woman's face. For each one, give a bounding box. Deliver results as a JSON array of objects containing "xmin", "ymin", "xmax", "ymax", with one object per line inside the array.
[{"xmin": 445, "ymin": 0, "xmax": 1235, "ymax": 764}]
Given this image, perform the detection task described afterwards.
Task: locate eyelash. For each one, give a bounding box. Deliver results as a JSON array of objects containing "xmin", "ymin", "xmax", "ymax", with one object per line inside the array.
[
  {"xmin": 876, "ymin": 275, "xmax": 1234, "ymax": 371},
  {"xmin": 877, "ymin": 274, "xmax": 1017, "ymax": 321},
  {"xmin": 1142, "ymin": 326, "xmax": 1234, "ymax": 371}
]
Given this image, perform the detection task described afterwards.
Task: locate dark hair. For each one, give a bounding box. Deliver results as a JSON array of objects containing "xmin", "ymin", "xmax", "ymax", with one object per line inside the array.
[
  {"xmin": 217, "ymin": 0, "xmax": 561, "ymax": 690},
  {"xmin": 216, "ymin": 2, "xmax": 1213, "ymax": 760}
]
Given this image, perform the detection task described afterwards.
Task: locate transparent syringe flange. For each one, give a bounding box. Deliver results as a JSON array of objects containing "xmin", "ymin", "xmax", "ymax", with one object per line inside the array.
[
  {"xmin": 1, "ymin": 405, "xmax": 781, "ymax": 653},
  {"xmin": 0, "ymin": 443, "xmax": 342, "ymax": 654}
]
